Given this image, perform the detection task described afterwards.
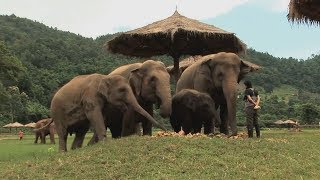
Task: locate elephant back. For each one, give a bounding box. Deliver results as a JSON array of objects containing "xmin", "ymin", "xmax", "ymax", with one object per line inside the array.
[{"xmin": 109, "ymin": 63, "xmax": 142, "ymax": 79}]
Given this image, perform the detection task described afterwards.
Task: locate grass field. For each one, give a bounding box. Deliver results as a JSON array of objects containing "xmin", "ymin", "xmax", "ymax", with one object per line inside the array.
[{"xmin": 0, "ymin": 129, "xmax": 320, "ymax": 179}]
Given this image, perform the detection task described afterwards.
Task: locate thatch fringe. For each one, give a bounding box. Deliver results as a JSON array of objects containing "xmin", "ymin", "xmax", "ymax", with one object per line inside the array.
[
  {"xmin": 106, "ymin": 10, "xmax": 246, "ymax": 57},
  {"xmin": 287, "ymin": 0, "xmax": 320, "ymax": 25}
]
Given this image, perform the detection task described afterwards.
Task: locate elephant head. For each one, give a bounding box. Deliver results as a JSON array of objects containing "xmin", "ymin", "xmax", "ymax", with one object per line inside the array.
[
  {"xmin": 98, "ymin": 74, "xmax": 167, "ymax": 131},
  {"xmin": 199, "ymin": 52, "xmax": 261, "ymax": 135},
  {"xmin": 129, "ymin": 60, "xmax": 172, "ymax": 118}
]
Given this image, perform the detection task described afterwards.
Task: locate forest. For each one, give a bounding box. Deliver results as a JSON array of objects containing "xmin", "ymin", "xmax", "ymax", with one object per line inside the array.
[{"xmin": 1, "ymin": 14, "xmax": 320, "ymax": 127}]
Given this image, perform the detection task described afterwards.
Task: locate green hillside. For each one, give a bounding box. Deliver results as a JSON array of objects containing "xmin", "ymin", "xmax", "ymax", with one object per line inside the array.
[{"xmin": 0, "ymin": 14, "xmax": 320, "ymax": 126}]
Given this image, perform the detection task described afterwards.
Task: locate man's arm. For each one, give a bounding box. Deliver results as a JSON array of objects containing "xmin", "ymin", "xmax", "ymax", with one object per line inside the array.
[
  {"xmin": 255, "ymin": 95, "xmax": 260, "ymax": 106},
  {"xmin": 246, "ymin": 95, "xmax": 257, "ymax": 106}
]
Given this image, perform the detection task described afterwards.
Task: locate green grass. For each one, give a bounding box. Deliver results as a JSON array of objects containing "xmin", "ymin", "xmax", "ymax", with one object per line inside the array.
[{"xmin": 0, "ymin": 129, "xmax": 320, "ymax": 179}]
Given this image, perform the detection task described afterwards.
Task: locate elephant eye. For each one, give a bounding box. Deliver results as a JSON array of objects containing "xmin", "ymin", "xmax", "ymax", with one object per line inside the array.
[
  {"xmin": 150, "ymin": 76, "xmax": 156, "ymax": 82},
  {"xmin": 118, "ymin": 87, "xmax": 126, "ymax": 93}
]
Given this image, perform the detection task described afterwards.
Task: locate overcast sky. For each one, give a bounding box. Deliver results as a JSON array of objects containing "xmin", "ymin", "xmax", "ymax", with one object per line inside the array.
[{"xmin": 0, "ymin": 0, "xmax": 319, "ymax": 59}]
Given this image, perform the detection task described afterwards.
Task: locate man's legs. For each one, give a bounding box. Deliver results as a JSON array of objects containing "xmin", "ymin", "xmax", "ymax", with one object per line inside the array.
[
  {"xmin": 245, "ymin": 107, "xmax": 254, "ymax": 138},
  {"xmin": 253, "ymin": 110, "xmax": 260, "ymax": 138}
]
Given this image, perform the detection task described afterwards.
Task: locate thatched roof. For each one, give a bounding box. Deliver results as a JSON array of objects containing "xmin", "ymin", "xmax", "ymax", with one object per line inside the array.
[
  {"xmin": 107, "ymin": 10, "xmax": 246, "ymax": 57},
  {"xmin": 3, "ymin": 122, "xmax": 24, "ymax": 128},
  {"xmin": 24, "ymin": 122, "xmax": 36, "ymax": 128},
  {"xmin": 283, "ymin": 120, "xmax": 298, "ymax": 124},
  {"xmin": 3, "ymin": 123, "xmax": 13, "ymax": 128},
  {"xmin": 274, "ymin": 120, "xmax": 284, "ymax": 125},
  {"xmin": 288, "ymin": 0, "xmax": 320, "ymax": 25}
]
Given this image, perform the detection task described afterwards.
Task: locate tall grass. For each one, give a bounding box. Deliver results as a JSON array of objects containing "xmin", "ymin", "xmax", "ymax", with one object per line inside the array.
[{"xmin": 0, "ymin": 129, "xmax": 320, "ymax": 179}]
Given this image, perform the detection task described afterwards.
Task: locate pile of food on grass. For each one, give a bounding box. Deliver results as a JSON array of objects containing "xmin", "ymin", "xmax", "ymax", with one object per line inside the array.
[{"xmin": 153, "ymin": 131, "xmax": 248, "ymax": 139}]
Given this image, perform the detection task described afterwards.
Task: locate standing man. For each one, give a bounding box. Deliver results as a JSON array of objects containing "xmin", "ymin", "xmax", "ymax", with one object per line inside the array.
[
  {"xmin": 18, "ymin": 129, "xmax": 24, "ymax": 140},
  {"xmin": 243, "ymin": 80, "xmax": 261, "ymax": 138}
]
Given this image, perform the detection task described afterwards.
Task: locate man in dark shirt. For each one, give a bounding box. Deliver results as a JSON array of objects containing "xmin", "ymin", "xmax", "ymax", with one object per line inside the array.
[{"xmin": 243, "ymin": 80, "xmax": 261, "ymax": 138}]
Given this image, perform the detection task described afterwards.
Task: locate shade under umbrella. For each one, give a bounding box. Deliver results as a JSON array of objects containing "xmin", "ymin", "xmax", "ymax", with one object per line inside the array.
[
  {"xmin": 288, "ymin": 0, "xmax": 320, "ymax": 25},
  {"xmin": 24, "ymin": 122, "xmax": 36, "ymax": 128},
  {"xmin": 107, "ymin": 10, "xmax": 246, "ymax": 82}
]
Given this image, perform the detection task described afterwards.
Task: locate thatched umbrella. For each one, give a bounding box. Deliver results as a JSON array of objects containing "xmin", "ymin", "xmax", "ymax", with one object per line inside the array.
[
  {"xmin": 24, "ymin": 122, "xmax": 36, "ymax": 128},
  {"xmin": 3, "ymin": 122, "xmax": 24, "ymax": 132},
  {"xmin": 274, "ymin": 120, "xmax": 284, "ymax": 125},
  {"xmin": 283, "ymin": 120, "xmax": 297, "ymax": 124},
  {"xmin": 107, "ymin": 10, "xmax": 246, "ymax": 82},
  {"xmin": 2, "ymin": 123, "xmax": 13, "ymax": 133},
  {"xmin": 3, "ymin": 123, "xmax": 13, "ymax": 128},
  {"xmin": 288, "ymin": 0, "xmax": 320, "ymax": 25},
  {"xmin": 10, "ymin": 122, "xmax": 24, "ymax": 128}
]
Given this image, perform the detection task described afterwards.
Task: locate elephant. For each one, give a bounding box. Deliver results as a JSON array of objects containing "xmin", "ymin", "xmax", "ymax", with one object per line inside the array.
[
  {"xmin": 45, "ymin": 73, "xmax": 166, "ymax": 152},
  {"xmin": 33, "ymin": 118, "xmax": 55, "ymax": 144},
  {"xmin": 109, "ymin": 60, "xmax": 172, "ymax": 136},
  {"xmin": 88, "ymin": 60, "xmax": 172, "ymax": 145},
  {"xmin": 176, "ymin": 52, "xmax": 261, "ymax": 136},
  {"xmin": 170, "ymin": 89, "xmax": 219, "ymax": 135}
]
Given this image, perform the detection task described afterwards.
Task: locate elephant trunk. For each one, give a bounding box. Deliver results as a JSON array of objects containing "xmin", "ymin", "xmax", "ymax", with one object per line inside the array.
[
  {"xmin": 222, "ymin": 79, "xmax": 238, "ymax": 136},
  {"xmin": 127, "ymin": 92, "xmax": 167, "ymax": 131},
  {"xmin": 156, "ymin": 78, "xmax": 172, "ymax": 118}
]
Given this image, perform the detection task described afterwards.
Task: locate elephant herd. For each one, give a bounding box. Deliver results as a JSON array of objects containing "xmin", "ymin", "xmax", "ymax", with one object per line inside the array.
[{"xmin": 35, "ymin": 52, "xmax": 260, "ymax": 152}]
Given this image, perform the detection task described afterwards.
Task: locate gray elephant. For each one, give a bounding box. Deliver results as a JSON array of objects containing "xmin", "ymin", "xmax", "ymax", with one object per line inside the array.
[
  {"xmin": 108, "ymin": 60, "xmax": 172, "ymax": 136},
  {"xmin": 88, "ymin": 60, "xmax": 172, "ymax": 145},
  {"xmin": 33, "ymin": 118, "xmax": 55, "ymax": 144},
  {"xmin": 45, "ymin": 73, "xmax": 166, "ymax": 152},
  {"xmin": 170, "ymin": 89, "xmax": 219, "ymax": 135},
  {"xmin": 176, "ymin": 52, "xmax": 260, "ymax": 136}
]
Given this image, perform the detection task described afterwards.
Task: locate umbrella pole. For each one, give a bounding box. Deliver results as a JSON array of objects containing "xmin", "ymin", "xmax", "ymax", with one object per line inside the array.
[{"xmin": 173, "ymin": 56, "xmax": 180, "ymax": 85}]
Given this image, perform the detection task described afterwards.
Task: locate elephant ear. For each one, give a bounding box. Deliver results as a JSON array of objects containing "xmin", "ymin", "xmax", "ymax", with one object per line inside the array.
[
  {"xmin": 129, "ymin": 68, "xmax": 143, "ymax": 96},
  {"xmin": 97, "ymin": 76, "xmax": 111, "ymax": 99},
  {"xmin": 239, "ymin": 60, "xmax": 261, "ymax": 82},
  {"xmin": 156, "ymin": 61, "xmax": 166, "ymax": 68}
]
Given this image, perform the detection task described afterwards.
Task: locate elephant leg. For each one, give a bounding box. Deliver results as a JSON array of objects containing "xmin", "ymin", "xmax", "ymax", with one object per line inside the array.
[
  {"xmin": 219, "ymin": 104, "xmax": 229, "ymax": 135},
  {"xmin": 34, "ymin": 133, "xmax": 39, "ymax": 144},
  {"xmin": 181, "ymin": 112, "xmax": 193, "ymax": 135},
  {"xmin": 108, "ymin": 111, "xmax": 122, "ymax": 138},
  {"xmin": 141, "ymin": 104, "xmax": 153, "ymax": 136},
  {"xmin": 203, "ymin": 118, "xmax": 214, "ymax": 135},
  {"xmin": 58, "ymin": 129, "xmax": 68, "ymax": 152},
  {"xmin": 41, "ymin": 132, "xmax": 46, "ymax": 144},
  {"xmin": 86, "ymin": 108, "xmax": 106, "ymax": 142},
  {"xmin": 55, "ymin": 121, "xmax": 68, "ymax": 152},
  {"xmin": 50, "ymin": 133, "xmax": 55, "ymax": 144},
  {"xmin": 109, "ymin": 124, "xmax": 122, "ymax": 138},
  {"xmin": 142, "ymin": 120, "xmax": 152, "ymax": 136},
  {"xmin": 87, "ymin": 133, "xmax": 99, "ymax": 146},
  {"xmin": 71, "ymin": 132, "xmax": 86, "ymax": 150},
  {"xmin": 121, "ymin": 107, "xmax": 136, "ymax": 137},
  {"xmin": 192, "ymin": 115, "xmax": 202, "ymax": 134}
]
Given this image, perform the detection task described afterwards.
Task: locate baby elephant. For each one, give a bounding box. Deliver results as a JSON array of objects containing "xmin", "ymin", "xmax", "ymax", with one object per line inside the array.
[{"xmin": 170, "ymin": 89, "xmax": 218, "ymax": 135}]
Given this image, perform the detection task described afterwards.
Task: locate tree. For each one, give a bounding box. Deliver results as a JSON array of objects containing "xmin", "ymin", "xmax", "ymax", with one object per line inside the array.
[{"xmin": 300, "ymin": 103, "xmax": 319, "ymax": 124}]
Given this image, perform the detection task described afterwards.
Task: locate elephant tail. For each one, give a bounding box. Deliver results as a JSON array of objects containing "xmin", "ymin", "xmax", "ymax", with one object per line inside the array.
[{"xmin": 33, "ymin": 118, "xmax": 54, "ymax": 133}]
